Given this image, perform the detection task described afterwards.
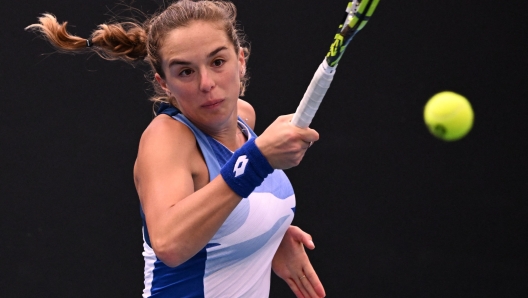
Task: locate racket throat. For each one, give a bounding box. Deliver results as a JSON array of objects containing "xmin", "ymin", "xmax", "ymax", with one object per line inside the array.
[{"xmin": 321, "ymin": 58, "xmax": 337, "ymax": 74}]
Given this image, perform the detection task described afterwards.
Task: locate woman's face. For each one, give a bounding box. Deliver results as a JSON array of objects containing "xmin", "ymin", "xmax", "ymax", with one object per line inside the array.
[{"xmin": 156, "ymin": 20, "xmax": 245, "ymax": 130}]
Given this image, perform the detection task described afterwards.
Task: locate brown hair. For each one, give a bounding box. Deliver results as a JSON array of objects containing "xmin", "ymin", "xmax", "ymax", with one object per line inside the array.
[{"xmin": 26, "ymin": 0, "xmax": 250, "ymax": 103}]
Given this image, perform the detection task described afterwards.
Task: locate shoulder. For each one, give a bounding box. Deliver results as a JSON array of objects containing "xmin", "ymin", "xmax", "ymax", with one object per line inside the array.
[
  {"xmin": 237, "ymin": 98, "xmax": 256, "ymax": 130},
  {"xmin": 139, "ymin": 114, "xmax": 196, "ymax": 149},
  {"xmin": 135, "ymin": 114, "xmax": 198, "ymax": 174},
  {"xmin": 134, "ymin": 113, "xmax": 205, "ymax": 190}
]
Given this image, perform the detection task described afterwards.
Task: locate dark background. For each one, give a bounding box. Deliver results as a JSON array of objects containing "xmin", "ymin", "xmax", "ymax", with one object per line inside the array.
[{"xmin": 2, "ymin": 0, "xmax": 527, "ymax": 297}]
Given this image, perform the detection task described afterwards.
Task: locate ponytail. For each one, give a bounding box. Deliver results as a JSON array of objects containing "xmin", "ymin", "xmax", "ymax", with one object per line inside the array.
[{"xmin": 25, "ymin": 14, "xmax": 147, "ymax": 62}]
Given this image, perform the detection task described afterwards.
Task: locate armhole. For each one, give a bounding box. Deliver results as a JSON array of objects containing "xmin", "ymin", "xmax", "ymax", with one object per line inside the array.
[
  {"xmin": 157, "ymin": 103, "xmax": 221, "ymax": 181},
  {"xmin": 173, "ymin": 114, "xmax": 222, "ymax": 181},
  {"xmin": 237, "ymin": 117, "xmax": 257, "ymax": 140}
]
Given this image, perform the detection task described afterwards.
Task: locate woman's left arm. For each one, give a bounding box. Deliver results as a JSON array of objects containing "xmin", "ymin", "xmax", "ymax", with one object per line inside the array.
[
  {"xmin": 272, "ymin": 226, "xmax": 326, "ymax": 298},
  {"xmin": 239, "ymin": 100, "xmax": 324, "ymax": 296}
]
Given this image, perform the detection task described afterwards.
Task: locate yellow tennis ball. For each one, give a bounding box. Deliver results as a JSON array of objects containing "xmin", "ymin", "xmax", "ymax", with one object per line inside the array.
[{"xmin": 424, "ymin": 91, "xmax": 474, "ymax": 141}]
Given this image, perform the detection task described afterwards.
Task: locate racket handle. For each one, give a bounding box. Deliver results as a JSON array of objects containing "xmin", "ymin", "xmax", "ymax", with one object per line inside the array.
[{"xmin": 291, "ymin": 59, "xmax": 337, "ymax": 128}]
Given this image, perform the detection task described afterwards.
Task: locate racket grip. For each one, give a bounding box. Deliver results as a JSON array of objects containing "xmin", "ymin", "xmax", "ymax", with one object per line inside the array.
[{"xmin": 291, "ymin": 59, "xmax": 336, "ymax": 128}]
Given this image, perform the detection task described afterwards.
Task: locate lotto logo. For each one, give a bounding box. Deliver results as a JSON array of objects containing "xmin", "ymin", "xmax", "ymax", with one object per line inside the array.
[{"xmin": 233, "ymin": 155, "xmax": 249, "ymax": 177}]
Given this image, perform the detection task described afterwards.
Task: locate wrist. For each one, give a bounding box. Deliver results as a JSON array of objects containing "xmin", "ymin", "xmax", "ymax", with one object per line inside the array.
[{"xmin": 220, "ymin": 138, "xmax": 274, "ymax": 198}]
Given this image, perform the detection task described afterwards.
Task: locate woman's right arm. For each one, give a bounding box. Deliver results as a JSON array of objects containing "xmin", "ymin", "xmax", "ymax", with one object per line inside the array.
[{"xmin": 134, "ymin": 115, "xmax": 242, "ymax": 267}]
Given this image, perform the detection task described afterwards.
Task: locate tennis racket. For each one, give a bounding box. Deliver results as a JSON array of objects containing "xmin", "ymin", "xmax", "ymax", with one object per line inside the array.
[{"xmin": 291, "ymin": 0, "xmax": 380, "ymax": 128}]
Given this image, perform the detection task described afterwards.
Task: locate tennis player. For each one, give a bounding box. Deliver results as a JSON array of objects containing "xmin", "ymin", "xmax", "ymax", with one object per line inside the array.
[{"xmin": 27, "ymin": 0, "xmax": 325, "ymax": 297}]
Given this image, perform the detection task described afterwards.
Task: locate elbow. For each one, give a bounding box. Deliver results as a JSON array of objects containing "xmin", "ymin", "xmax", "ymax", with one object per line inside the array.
[{"xmin": 151, "ymin": 238, "xmax": 186, "ymax": 268}]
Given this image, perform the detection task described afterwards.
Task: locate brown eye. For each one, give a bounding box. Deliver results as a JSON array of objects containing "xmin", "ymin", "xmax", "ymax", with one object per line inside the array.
[
  {"xmin": 212, "ymin": 59, "xmax": 225, "ymax": 67},
  {"xmin": 179, "ymin": 69, "xmax": 194, "ymax": 77}
]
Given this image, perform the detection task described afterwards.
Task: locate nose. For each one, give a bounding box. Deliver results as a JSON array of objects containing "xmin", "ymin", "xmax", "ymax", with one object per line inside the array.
[{"xmin": 199, "ymin": 68, "xmax": 215, "ymax": 92}]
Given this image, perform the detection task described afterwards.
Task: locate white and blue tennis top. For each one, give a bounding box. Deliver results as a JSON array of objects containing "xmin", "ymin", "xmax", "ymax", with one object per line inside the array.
[{"xmin": 140, "ymin": 104, "xmax": 295, "ymax": 297}]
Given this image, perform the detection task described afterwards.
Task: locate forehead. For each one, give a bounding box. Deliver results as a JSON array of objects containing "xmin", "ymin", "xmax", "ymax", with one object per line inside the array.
[{"xmin": 159, "ymin": 20, "xmax": 233, "ymax": 60}]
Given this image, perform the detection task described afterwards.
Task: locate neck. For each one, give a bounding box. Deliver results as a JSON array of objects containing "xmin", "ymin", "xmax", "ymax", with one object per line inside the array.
[
  {"xmin": 213, "ymin": 122, "xmax": 247, "ymax": 151},
  {"xmin": 198, "ymin": 114, "xmax": 246, "ymax": 151}
]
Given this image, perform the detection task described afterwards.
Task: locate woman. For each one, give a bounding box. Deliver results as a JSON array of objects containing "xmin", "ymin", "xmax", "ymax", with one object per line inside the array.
[{"xmin": 27, "ymin": 1, "xmax": 325, "ymax": 297}]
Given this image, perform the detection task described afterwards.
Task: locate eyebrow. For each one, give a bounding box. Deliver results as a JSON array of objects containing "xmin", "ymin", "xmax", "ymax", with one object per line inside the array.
[{"xmin": 167, "ymin": 46, "xmax": 229, "ymax": 68}]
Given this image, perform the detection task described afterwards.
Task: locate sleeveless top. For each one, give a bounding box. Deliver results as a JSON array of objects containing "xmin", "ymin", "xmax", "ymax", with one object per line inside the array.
[{"xmin": 141, "ymin": 103, "xmax": 296, "ymax": 297}]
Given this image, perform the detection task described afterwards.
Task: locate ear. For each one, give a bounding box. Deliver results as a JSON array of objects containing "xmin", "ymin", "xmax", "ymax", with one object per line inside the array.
[
  {"xmin": 238, "ymin": 48, "xmax": 246, "ymax": 76},
  {"xmin": 155, "ymin": 73, "xmax": 170, "ymax": 95}
]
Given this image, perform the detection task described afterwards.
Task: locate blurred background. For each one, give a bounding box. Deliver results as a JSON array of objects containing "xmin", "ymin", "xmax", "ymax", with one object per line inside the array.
[{"xmin": 1, "ymin": 0, "xmax": 527, "ymax": 296}]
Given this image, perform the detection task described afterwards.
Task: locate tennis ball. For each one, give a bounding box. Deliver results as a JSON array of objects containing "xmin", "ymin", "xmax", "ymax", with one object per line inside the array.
[{"xmin": 424, "ymin": 91, "xmax": 474, "ymax": 141}]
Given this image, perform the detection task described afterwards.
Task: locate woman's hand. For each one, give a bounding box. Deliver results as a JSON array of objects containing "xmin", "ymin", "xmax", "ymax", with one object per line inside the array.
[
  {"xmin": 272, "ymin": 226, "xmax": 326, "ymax": 298},
  {"xmin": 255, "ymin": 114, "xmax": 319, "ymax": 169}
]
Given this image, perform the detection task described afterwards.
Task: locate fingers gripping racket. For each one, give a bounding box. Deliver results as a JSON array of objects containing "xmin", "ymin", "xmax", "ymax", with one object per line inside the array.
[{"xmin": 291, "ymin": 0, "xmax": 380, "ymax": 128}]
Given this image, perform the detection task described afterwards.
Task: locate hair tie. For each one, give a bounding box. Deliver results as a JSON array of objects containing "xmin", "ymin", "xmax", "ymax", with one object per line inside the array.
[{"xmin": 86, "ymin": 39, "xmax": 93, "ymax": 47}]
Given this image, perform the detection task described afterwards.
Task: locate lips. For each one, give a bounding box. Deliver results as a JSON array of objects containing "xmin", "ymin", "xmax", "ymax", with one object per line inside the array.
[{"xmin": 201, "ymin": 99, "xmax": 224, "ymax": 109}]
